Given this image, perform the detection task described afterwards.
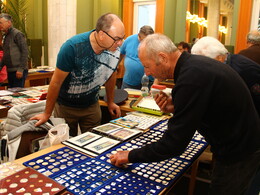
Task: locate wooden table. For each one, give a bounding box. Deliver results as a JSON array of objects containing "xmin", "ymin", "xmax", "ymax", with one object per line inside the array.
[
  {"xmin": 25, "ymin": 71, "xmax": 54, "ymax": 87},
  {"xmin": 13, "ymin": 142, "xmax": 207, "ymax": 195},
  {"xmin": 99, "ymin": 98, "xmax": 135, "ymax": 114},
  {"xmin": 14, "ymin": 144, "xmax": 65, "ymax": 165},
  {"xmin": 8, "ymin": 88, "xmax": 211, "ymax": 195}
]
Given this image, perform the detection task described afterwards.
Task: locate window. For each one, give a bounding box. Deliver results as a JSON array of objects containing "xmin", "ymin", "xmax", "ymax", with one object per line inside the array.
[{"xmin": 133, "ymin": 0, "xmax": 156, "ymax": 34}]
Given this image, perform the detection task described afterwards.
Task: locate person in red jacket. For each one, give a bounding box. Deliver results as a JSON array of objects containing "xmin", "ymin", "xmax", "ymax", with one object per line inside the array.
[{"xmin": 0, "ymin": 45, "xmax": 7, "ymax": 84}]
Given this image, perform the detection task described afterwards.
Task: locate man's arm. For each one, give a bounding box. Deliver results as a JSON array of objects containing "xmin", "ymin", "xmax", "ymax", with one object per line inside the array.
[
  {"xmin": 30, "ymin": 68, "xmax": 69, "ymax": 126},
  {"xmin": 105, "ymin": 71, "xmax": 121, "ymax": 118}
]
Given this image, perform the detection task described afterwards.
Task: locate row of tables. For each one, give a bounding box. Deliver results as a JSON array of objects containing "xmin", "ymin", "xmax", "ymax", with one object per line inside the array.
[
  {"xmin": 6, "ymin": 119, "xmax": 209, "ymax": 195},
  {"xmin": 0, "ymin": 81, "xmax": 209, "ymax": 195}
]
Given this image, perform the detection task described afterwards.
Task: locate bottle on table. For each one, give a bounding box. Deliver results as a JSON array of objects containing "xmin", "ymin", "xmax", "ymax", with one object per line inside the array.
[{"xmin": 141, "ymin": 74, "xmax": 149, "ymax": 97}]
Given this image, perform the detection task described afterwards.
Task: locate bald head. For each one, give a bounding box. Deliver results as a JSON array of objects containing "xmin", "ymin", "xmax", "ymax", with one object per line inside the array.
[{"xmin": 95, "ymin": 13, "xmax": 122, "ymax": 33}]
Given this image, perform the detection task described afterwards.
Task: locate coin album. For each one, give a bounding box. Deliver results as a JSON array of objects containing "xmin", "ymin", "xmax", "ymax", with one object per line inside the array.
[
  {"xmin": 108, "ymin": 128, "xmax": 142, "ymax": 141},
  {"xmin": 123, "ymin": 113, "xmax": 162, "ymax": 130},
  {"xmin": 63, "ymin": 132, "xmax": 102, "ymax": 147},
  {"xmin": 92, "ymin": 123, "xmax": 122, "ymax": 134},
  {"xmin": 63, "ymin": 135, "xmax": 121, "ymax": 157},
  {"xmin": 110, "ymin": 117, "xmax": 139, "ymax": 128},
  {"xmin": 92, "ymin": 123, "xmax": 142, "ymax": 141}
]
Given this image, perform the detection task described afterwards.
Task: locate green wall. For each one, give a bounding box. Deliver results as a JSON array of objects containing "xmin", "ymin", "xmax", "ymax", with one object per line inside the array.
[
  {"xmin": 25, "ymin": 0, "xmax": 123, "ymax": 65},
  {"xmin": 230, "ymin": 0, "xmax": 240, "ymax": 46},
  {"xmin": 164, "ymin": 0, "xmax": 188, "ymax": 43},
  {"xmin": 24, "ymin": 0, "xmax": 240, "ymax": 65},
  {"xmin": 76, "ymin": 0, "xmax": 94, "ymax": 34},
  {"xmin": 77, "ymin": 0, "xmax": 123, "ymax": 34},
  {"xmin": 26, "ymin": 0, "xmax": 43, "ymax": 39},
  {"xmin": 164, "ymin": 0, "xmax": 176, "ymax": 41}
]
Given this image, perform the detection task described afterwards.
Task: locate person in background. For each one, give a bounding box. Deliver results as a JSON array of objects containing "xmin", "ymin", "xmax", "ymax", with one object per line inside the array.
[
  {"xmin": 238, "ymin": 30, "xmax": 260, "ymax": 65},
  {"xmin": 191, "ymin": 37, "xmax": 199, "ymax": 47},
  {"xmin": 31, "ymin": 13, "xmax": 125, "ymax": 136},
  {"xmin": 191, "ymin": 36, "xmax": 260, "ymax": 117},
  {"xmin": 0, "ymin": 13, "xmax": 28, "ymax": 88},
  {"xmin": 110, "ymin": 33, "xmax": 260, "ymax": 195},
  {"xmin": 119, "ymin": 25, "xmax": 157, "ymax": 89},
  {"xmin": 0, "ymin": 44, "xmax": 7, "ymax": 86},
  {"xmin": 177, "ymin": 41, "xmax": 191, "ymax": 53},
  {"xmin": 191, "ymin": 36, "xmax": 260, "ymax": 195}
]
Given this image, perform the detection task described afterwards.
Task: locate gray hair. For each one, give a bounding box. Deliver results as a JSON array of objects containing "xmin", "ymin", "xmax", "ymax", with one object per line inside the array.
[
  {"xmin": 139, "ymin": 33, "xmax": 177, "ymax": 63},
  {"xmin": 191, "ymin": 36, "xmax": 228, "ymax": 58},
  {"xmin": 0, "ymin": 13, "xmax": 13, "ymax": 23},
  {"xmin": 95, "ymin": 13, "xmax": 120, "ymax": 32},
  {"xmin": 247, "ymin": 30, "xmax": 260, "ymax": 45},
  {"xmin": 139, "ymin": 25, "xmax": 154, "ymax": 36}
]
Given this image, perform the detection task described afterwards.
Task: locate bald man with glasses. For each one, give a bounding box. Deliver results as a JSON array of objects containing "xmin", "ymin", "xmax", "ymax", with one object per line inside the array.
[{"xmin": 31, "ymin": 13, "xmax": 125, "ymax": 137}]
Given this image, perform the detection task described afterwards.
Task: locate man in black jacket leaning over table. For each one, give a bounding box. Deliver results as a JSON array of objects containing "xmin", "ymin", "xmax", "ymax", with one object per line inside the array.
[{"xmin": 110, "ymin": 34, "xmax": 260, "ymax": 195}]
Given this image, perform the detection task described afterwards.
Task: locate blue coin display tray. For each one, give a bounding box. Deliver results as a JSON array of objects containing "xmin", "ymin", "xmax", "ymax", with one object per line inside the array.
[
  {"xmin": 93, "ymin": 172, "xmax": 165, "ymax": 195},
  {"xmin": 192, "ymin": 131, "xmax": 207, "ymax": 143},
  {"xmin": 97, "ymin": 119, "xmax": 207, "ymax": 188},
  {"xmin": 23, "ymin": 147, "xmax": 89, "ymax": 178},
  {"xmin": 98, "ymin": 128, "xmax": 207, "ymax": 165},
  {"xmin": 178, "ymin": 140, "xmax": 208, "ymax": 162},
  {"xmin": 53, "ymin": 158, "xmax": 123, "ymax": 194},
  {"xmin": 53, "ymin": 158, "xmax": 165, "ymax": 195},
  {"xmin": 98, "ymin": 141, "xmax": 192, "ymax": 188},
  {"xmin": 149, "ymin": 119, "xmax": 169, "ymax": 132},
  {"xmin": 130, "ymin": 158, "xmax": 191, "ymax": 187},
  {"xmin": 150, "ymin": 120, "xmax": 208, "ymax": 162}
]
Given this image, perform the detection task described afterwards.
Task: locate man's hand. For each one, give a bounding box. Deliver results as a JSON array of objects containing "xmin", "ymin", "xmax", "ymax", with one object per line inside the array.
[
  {"xmin": 155, "ymin": 91, "xmax": 174, "ymax": 113},
  {"xmin": 107, "ymin": 102, "xmax": 121, "ymax": 119},
  {"xmin": 110, "ymin": 150, "xmax": 130, "ymax": 167},
  {"xmin": 30, "ymin": 113, "xmax": 51, "ymax": 126},
  {"xmin": 16, "ymin": 71, "xmax": 23, "ymax": 79}
]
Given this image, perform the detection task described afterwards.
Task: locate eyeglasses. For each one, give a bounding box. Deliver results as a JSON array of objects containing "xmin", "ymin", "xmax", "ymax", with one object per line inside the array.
[{"xmin": 102, "ymin": 30, "xmax": 125, "ymax": 43}]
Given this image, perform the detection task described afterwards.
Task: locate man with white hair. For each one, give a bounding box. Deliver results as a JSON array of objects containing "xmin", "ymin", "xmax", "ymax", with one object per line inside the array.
[
  {"xmin": 191, "ymin": 36, "xmax": 260, "ymax": 117},
  {"xmin": 110, "ymin": 33, "xmax": 260, "ymax": 195},
  {"xmin": 239, "ymin": 30, "xmax": 260, "ymax": 65}
]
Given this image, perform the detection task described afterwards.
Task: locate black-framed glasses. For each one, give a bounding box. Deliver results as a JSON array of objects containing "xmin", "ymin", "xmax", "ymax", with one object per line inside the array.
[{"xmin": 102, "ymin": 30, "xmax": 124, "ymax": 43}]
